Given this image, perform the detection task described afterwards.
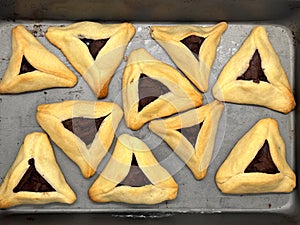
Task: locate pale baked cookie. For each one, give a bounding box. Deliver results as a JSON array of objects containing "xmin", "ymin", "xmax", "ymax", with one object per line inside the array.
[
  {"xmin": 88, "ymin": 134, "xmax": 178, "ymax": 204},
  {"xmin": 212, "ymin": 26, "xmax": 295, "ymax": 114},
  {"xmin": 149, "ymin": 100, "xmax": 224, "ymax": 180},
  {"xmin": 215, "ymin": 118, "xmax": 296, "ymax": 194},
  {"xmin": 150, "ymin": 22, "xmax": 227, "ymax": 92},
  {"xmin": 0, "ymin": 132, "xmax": 76, "ymax": 209},
  {"xmin": 0, "ymin": 25, "xmax": 77, "ymax": 94},
  {"xmin": 36, "ymin": 100, "xmax": 123, "ymax": 178},
  {"xmin": 45, "ymin": 22, "xmax": 135, "ymax": 98},
  {"xmin": 122, "ymin": 48, "xmax": 202, "ymax": 130}
]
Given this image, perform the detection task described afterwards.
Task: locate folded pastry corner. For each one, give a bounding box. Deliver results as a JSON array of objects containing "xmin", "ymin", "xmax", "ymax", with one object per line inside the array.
[
  {"xmin": 151, "ymin": 22, "xmax": 227, "ymax": 92},
  {"xmin": 0, "ymin": 25, "xmax": 77, "ymax": 94},
  {"xmin": 122, "ymin": 48, "xmax": 202, "ymax": 130},
  {"xmin": 0, "ymin": 132, "xmax": 76, "ymax": 209},
  {"xmin": 215, "ymin": 118, "xmax": 296, "ymax": 194},
  {"xmin": 45, "ymin": 21, "xmax": 135, "ymax": 98},
  {"xmin": 149, "ymin": 100, "xmax": 224, "ymax": 180},
  {"xmin": 212, "ymin": 26, "xmax": 295, "ymax": 114},
  {"xmin": 36, "ymin": 100, "xmax": 123, "ymax": 178},
  {"xmin": 88, "ymin": 134, "xmax": 178, "ymax": 204}
]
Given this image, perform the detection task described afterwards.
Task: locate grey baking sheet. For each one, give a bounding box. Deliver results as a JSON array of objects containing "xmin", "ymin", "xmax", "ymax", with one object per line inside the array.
[{"xmin": 0, "ymin": 21, "xmax": 296, "ymax": 213}]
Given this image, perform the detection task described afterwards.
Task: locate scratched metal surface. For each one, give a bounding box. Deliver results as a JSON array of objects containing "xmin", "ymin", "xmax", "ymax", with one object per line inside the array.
[{"xmin": 0, "ymin": 21, "xmax": 296, "ymax": 213}]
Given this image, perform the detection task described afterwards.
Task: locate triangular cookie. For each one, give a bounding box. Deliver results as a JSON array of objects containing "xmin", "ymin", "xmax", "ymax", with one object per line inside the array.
[
  {"xmin": 36, "ymin": 100, "xmax": 123, "ymax": 178},
  {"xmin": 0, "ymin": 25, "xmax": 77, "ymax": 94},
  {"xmin": 0, "ymin": 132, "xmax": 76, "ymax": 208},
  {"xmin": 122, "ymin": 48, "xmax": 202, "ymax": 130},
  {"xmin": 45, "ymin": 22, "xmax": 135, "ymax": 98},
  {"xmin": 88, "ymin": 134, "xmax": 178, "ymax": 204},
  {"xmin": 212, "ymin": 26, "xmax": 295, "ymax": 114},
  {"xmin": 150, "ymin": 22, "xmax": 227, "ymax": 92},
  {"xmin": 215, "ymin": 118, "xmax": 296, "ymax": 194},
  {"xmin": 149, "ymin": 100, "xmax": 224, "ymax": 180}
]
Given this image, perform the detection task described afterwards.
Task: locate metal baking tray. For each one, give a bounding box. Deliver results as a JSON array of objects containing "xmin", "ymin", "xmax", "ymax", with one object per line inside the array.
[{"xmin": 0, "ymin": 1, "xmax": 299, "ymax": 224}]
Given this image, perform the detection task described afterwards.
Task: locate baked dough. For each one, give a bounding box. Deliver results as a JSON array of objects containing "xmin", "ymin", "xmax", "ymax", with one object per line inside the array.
[
  {"xmin": 45, "ymin": 22, "xmax": 135, "ymax": 98},
  {"xmin": 0, "ymin": 132, "xmax": 76, "ymax": 208},
  {"xmin": 149, "ymin": 100, "xmax": 224, "ymax": 180},
  {"xmin": 88, "ymin": 134, "xmax": 178, "ymax": 204},
  {"xmin": 215, "ymin": 118, "xmax": 296, "ymax": 194},
  {"xmin": 150, "ymin": 22, "xmax": 227, "ymax": 92},
  {"xmin": 212, "ymin": 26, "xmax": 295, "ymax": 114},
  {"xmin": 0, "ymin": 25, "xmax": 77, "ymax": 94},
  {"xmin": 122, "ymin": 48, "xmax": 202, "ymax": 130},
  {"xmin": 36, "ymin": 100, "xmax": 123, "ymax": 178}
]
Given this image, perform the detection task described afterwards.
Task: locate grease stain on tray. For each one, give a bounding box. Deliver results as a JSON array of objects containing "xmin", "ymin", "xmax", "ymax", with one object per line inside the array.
[{"xmin": 28, "ymin": 24, "xmax": 46, "ymax": 37}]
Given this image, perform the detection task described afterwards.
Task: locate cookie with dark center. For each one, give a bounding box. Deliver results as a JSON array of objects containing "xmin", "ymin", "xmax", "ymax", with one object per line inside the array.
[
  {"xmin": 245, "ymin": 140, "xmax": 279, "ymax": 174},
  {"xmin": 45, "ymin": 22, "xmax": 135, "ymax": 98},
  {"xmin": 62, "ymin": 115, "xmax": 108, "ymax": 146},
  {"xmin": 237, "ymin": 50, "xmax": 269, "ymax": 83},
  {"xmin": 36, "ymin": 101, "xmax": 123, "ymax": 178},
  {"xmin": 177, "ymin": 122, "xmax": 203, "ymax": 147},
  {"xmin": 180, "ymin": 35, "xmax": 205, "ymax": 59},
  {"xmin": 117, "ymin": 154, "xmax": 152, "ymax": 187},
  {"xmin": 122, "ymin": 48, "xmax": 203, "ymax": 130},
  {"xmin": 215, "ymin": 118, "xmax": 296, "ymax": 194},
  {"xmin": 80, "ymin": 38, "xmax": 109, "ymax": 60},
  {"xmin": 0, "ymin": 132, "xmax": 77, "ymax": 208},
  {"xmin": 212, "ymin": 26, "xmax": 296, "ymax": 114},
  {"xmin": 149, "ymin": 100, "xmax": 224, "ymax": 180},
  {"xmin": 138, "ymin": 73, "xmax": 170, "ymax": 112},
  {"xmin": 0, "ymin": 25, "xmax": 77, "ymax": 94},
  {"xmin": 13, "ymin": 158, "xmax": 55, "ymax": 193},
  {"xmin": 88, "ymin": 134, "xmax": 178, "ymax": 204},
  {"xmin": 19, "ymin": 56, "xmax": 37, "ymax": 74},
  {"xmin": 150, "ymin": 23, "xmax": 228, "ymax": 92}
]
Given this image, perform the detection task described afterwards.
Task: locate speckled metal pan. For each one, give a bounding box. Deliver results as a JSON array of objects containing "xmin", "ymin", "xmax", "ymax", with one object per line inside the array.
[{"xmin": 0, "ymin": 10, "xmax": 299, "ymax": 224}]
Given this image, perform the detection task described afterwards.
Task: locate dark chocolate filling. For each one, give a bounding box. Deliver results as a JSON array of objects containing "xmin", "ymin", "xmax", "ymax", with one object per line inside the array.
[
  {"xmin": 138, "ymin": 73, "xmax": 170, "ymax": 112},
  {"xmin": 244, "ymin": 140, "xmax": 279, "ymax": 174},
  {"xmin": 177, "ymin": 122, "xmax": 203, "ymax": 147},
  {"xmin": 62, "ymin": 115, "xmax": 108, "ymax": 146},
  {"xmin": 180, "ymin": 35, "xmax": 205, "ymax": 59},
  {"xmin": 117, "ymin": 154, "xmax": 152, "ymax": 187},
  {"xmin": 80, "ymin": 38, "xmax": 109, "ymax": 60},
  {"xmin": 19, "ymin": 56, "xmax": 37, "ymax": 75},
  {"xmin": 13, "ymin": 158, "xmax": 55, "ymax": 193},
  {"xmin": 237, "ymin": 50, "xmax": 269, "ymax": 83}
]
